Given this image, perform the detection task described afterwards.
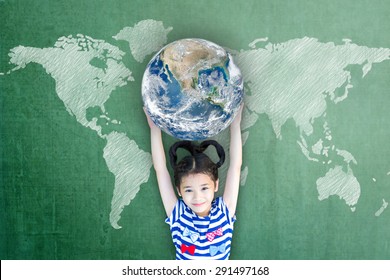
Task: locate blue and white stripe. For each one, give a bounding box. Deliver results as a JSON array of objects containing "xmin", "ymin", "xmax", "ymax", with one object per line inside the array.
[{"xmin": 165, "ymin": 197, "xmax": 236, "ymax": 260}]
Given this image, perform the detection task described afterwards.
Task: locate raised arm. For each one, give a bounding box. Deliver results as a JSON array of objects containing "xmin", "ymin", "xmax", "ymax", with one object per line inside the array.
[
  {"xmin": 223, "ymin": 104, "xmax": 243, "ymax": 216},
  {"xmin": 144, "ymin": 109, "xmax": 178, "ymax": 217}
]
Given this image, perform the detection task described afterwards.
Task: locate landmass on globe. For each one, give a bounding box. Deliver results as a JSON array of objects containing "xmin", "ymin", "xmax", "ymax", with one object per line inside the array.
[{"xmin": 160, "ymin": 39, "xmax": 228, "ymax": 96}]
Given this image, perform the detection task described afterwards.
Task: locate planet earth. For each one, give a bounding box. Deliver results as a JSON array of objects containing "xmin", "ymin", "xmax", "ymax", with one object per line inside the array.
[{"xmin": 142, "ymin": 38, "xmax": 244, "ymax": 140}]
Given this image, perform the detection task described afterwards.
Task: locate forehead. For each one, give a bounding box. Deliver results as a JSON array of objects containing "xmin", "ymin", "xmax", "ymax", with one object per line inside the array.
[{"xmin": 180, "ymin": 173, "xmax": 214, "ymax": 186}]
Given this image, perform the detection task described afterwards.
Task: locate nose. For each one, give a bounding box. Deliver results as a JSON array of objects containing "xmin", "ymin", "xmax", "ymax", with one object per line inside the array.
[{"xmin": 193, "ymin": 190, "xmax": 201, "ymax": 200}]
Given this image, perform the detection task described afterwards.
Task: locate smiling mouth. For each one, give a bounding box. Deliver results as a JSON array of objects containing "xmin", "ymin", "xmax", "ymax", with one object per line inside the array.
[{"xmin": 193, "ymin": 202, "xmax": 205, "ymax": 207}]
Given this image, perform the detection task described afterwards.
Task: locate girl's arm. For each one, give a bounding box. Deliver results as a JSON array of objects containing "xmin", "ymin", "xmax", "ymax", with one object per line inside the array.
[
  {"xmin": 223, "ymin": 104, "xmax": 243, "ymax": 216},
  {"xmin": 145, "ymin": 110, "xmax": 178, "ymax": 217}
]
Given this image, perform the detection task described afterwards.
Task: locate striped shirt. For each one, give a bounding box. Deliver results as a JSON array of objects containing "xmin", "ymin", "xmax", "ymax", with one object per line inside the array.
[{"xmin": 165, "ymin": 197, "xmax": 236, "ymax": 260}]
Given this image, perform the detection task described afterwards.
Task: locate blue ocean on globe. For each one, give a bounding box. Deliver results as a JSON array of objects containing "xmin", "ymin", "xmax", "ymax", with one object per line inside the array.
[{"xmin": 142, "ymin": 38, "xmax": 244, "ymax": 140}]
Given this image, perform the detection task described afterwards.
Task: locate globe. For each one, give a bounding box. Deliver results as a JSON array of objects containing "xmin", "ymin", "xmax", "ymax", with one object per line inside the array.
[{"xmin": 142, "ymin": 38, "xmax": 244, "ymax": 140}]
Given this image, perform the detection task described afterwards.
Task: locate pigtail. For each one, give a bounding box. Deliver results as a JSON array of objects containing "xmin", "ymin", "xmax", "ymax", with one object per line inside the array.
[
  {"xmin": 198, "ymin": 140, "xmax": 225, "ymax": 168},
  {"xmin": 169, "ymin": 141, "xmax": 194, "ymax": 169}
]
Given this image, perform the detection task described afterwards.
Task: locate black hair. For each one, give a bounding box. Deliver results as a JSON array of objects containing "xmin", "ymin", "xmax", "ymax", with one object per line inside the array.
[{"xmin": 169, "ymin": 140, "xmax": 225, "ymax": 187}]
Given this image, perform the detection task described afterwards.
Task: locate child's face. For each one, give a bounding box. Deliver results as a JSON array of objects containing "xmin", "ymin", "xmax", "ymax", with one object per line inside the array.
[{"xmin": 178, "ymin": 173, "xmax": 218, "ymax": 217}]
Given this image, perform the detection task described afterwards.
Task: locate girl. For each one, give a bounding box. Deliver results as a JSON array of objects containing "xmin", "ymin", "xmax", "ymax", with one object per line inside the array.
[{"xmin": 145, "ymin": 105, "xmax": 243, "ymax": 260}]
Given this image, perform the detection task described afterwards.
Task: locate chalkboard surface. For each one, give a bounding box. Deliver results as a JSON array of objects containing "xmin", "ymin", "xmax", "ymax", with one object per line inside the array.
[{"xmin": 1, "ymin": 0, "xmax": 389, "ymax": 259}]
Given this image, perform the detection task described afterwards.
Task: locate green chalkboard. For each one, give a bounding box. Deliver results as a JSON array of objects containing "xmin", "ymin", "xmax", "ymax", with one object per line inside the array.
[{"xmin": 1, "ymin": 0, "xmax": 389, "ymax": 260}]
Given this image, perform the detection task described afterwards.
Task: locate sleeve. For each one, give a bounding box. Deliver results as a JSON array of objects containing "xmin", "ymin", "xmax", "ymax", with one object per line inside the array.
[
  {"xmin": 165, "ymin": 199, "xmax": 185, "ymax": 227},
  {"xmin": 218, "ymin": 197, "xmax": 236, "ymax": 224}
]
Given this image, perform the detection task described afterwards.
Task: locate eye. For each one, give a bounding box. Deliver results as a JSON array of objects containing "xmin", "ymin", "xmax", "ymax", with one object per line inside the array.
[
  {"xmin": 202, "ymin": 186, "xmax": 209, "ymax": 191},
  {"xmin": 185, "ymin": 189, "xmax": 192, "ymax": 193}
]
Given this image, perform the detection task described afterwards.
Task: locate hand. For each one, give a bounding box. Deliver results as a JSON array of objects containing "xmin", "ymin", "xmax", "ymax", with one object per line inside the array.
[{"xmin": 143, "ymin": 107, "xmax": 160, "ymax": 131}]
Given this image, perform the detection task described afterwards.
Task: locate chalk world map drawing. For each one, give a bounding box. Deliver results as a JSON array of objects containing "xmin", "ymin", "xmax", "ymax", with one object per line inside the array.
[{"xmin": 3, "ymin": 20, "xmax": 390, "ymax": 228}]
